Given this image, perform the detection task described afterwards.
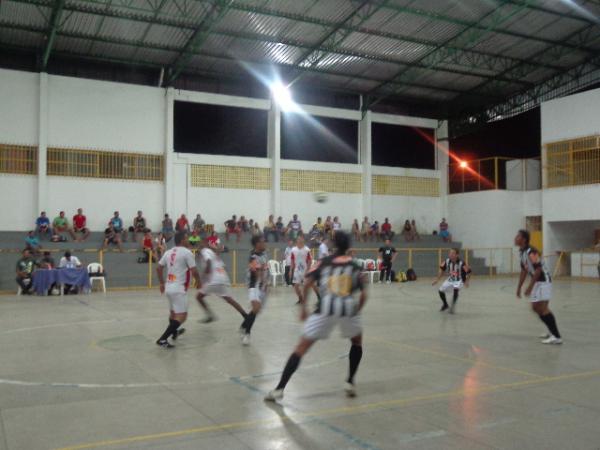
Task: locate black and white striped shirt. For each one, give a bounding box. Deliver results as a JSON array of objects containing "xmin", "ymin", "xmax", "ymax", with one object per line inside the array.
[
  {"xmin": 520, "ymin": 246, "xmax": 551, "ymax": 283},
  {"xmin": 440, "ymin": 258, "xmax": 467, "ymax": 282}
]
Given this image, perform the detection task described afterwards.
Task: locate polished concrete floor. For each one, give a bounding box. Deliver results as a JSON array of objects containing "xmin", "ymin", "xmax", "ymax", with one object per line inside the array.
[{"xmin": 0, "ymin": 278, "xmax": 599, "ymax": 450}]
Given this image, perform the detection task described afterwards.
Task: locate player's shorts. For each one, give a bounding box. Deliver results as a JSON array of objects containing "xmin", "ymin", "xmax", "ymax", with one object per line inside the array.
[
  {"xmin": 248, "ymin": 287, "xmax": 267, "ymax": 305},
  {"xmin": 303, "ymin": 313, "xmax": 362, "ymax": 340},
  {"xmin": 292, "ymin": 270, "xmax": 306, "ymax": 285},
  {"xmin": 530, "ymin": 281, "xmax": 552, "ymax": 302},
  {"xmin": 199, "ymin": 283, "xmax": 231, "ymax": 298},
  {"xmin": 439, "ymin": 279, "xmax": 463, "ymax": 291},
  {"xmin": 166, "ymin": 291, "xmax": 189, "ymax": 314}
]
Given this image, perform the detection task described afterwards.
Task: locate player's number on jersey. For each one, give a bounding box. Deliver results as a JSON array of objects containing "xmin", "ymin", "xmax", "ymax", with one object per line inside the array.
[{"xmin": 327, "ymin": 274, "xmax": 352, "ymax": 297}]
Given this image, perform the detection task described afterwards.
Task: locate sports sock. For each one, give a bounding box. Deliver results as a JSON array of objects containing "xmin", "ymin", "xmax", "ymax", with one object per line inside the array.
[
  {"xmin": 347, "ymin": 344, "xmax": 363, "ymax": 384},
  {"xmin": 158, "ymin": 319, "xmax": 180, "ymax": 342},
  {"xmin": 244, "ymin": 312, "xmax": 256, "ymax": 334},
  {"xmin": 540, "ymin": 312, "xmax": 561, "ymax": 338},
  {"xmin": 438, "ymin": 291, "xmax": 448, "ymax": 306},
  {"xmin": 452, "ymin": 289, "xmax": 459, "ymax": 304},
  {"xmin": 275, "ymin": 352, "xmax": 301, "ymax": 390}
]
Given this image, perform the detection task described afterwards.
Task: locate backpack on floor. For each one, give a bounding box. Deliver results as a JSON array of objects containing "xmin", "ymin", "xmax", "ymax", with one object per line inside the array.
[
  {"xmin": 406, "ymin": 268, "xmax": 417, "ymax": 281},
  {"xmin": 396, "ymin": 271, "xmax": 407, "ymax": 282}
]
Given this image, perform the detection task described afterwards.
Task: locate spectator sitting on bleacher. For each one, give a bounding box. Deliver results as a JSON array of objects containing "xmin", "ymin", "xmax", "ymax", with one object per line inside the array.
[
  {"xmin": 361, "ymin": 216, "xmax": 371, "ymax": 242},
  {"xmin": 287, "ymin": 214, "xmax": 303, "ymax": 240},
  {"xmin": 72, "ymin": 208, "xmax": 90, "ymax": 242},
  {"xmin": 140, "ymin": 230, "xmax": 158, "ymax": 262},
  {"xmin": 238, "ymin": 215, "xmax": 249, "ymax": 233},
  {"xmin": 16, "ymin": 249, "xmax": 36, "ymax": 295},
  {"xmin": 225, "ymin": 215, "xmax": 241, "ymax": 242},
  {"xmin": 324, "ymin": 216, "xmax": 333, "ymax": 237},
  {"xmin": 263, "ymin": 215, "xmax": 278, "ymax": 242},
  {"xmin": 332, "ymin": 216, "xmax": 342, "ymax": 237},
  {"xmin": 381, "ymin": 218, "xmax": 394, "ymax": 241},
  {"xmin": 371, "ymin": 220, "xmax": 381, "ymax": 241},
  {"xmin": 110, "ymin": 211, "xmax": 127, "ymax": 242},
  {"xmin": 155, "ymin": 232, "xmax": 167, "ymax": 259},
  {"xmin": 130, "ymin": 210, "xmax": 147, "ymax": 242},
  {"xmin": 103, "ymin": 223, "xmax": 123, "ymax": 252},
  {"xmin": 35, "ymin": 211, "xmax": 52, "ymax": 239},
  {"xmin": 352, "ymin": 219, "xmax": 360, "ymax": 241},
  {"xmin": 53, "ymin": 211, "xmax": 75, "ymax": 241},
  {"xmin": 162, "ymin": 214, "xmax": 174, "ymax": 242},
  {"xmin": 402, "ymin": 220, "xmax": 413, "ymax": 242},
  {"xmin": 439, "ymin": 218, "xmax": 452, "ymax": 242},
  {"xmin": 275, "ymin": 216, "xmax": 285, "ymax": 240},
  {"xmin": 192, "ymin": 214, "xmax": 206, "ymax": 235},
  {"xmin": 314, "ymin": 217, "xmax": 325, "ymax": 237},
  {"xmin": 411, "ymin": 220, "xmax": 421, "ymax": 241},
  {"xmin": 25, "ymin": 231, "xmax": 41, "ymax": 254},
  {"xmin": 189, "ymin": 230, "xmax": 201, "ymax": 247},
  {"xmin": 252, "ymin": 222, "xmax": 262, "ymax": 237},
  {"xmin": 207, "ymin": 230, "xmax": 221, "ymax": 248},
  {"xmin": 176, "ymin": 214, "xmax": 190, "ymax": 233}
]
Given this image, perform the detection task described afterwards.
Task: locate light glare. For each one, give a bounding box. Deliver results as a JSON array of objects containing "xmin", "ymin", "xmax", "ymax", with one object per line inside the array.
[{"xmin": 271, "ymin": 81, "xmax": 298, "ymax": 112}]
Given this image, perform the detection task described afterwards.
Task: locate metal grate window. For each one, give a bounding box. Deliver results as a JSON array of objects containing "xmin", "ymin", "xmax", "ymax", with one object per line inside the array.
[
  {"xmin": 47, "ymin": 148, "xmax": 163, "ymax": 181},
  {"xmin": 0, "ymin": 144, "xmax": 37, "ymax": 175},
  {"xmin": 190, "ymin": 165, "xmax": 271, "ymax": 190},
  {"xmin": 372, "ymin": 175, "xmax": 439, "ymax": 197},
  {"xmin": 280, "ymin": 170, "xmax": 362, "ymax": 193},
  {"xmin": 546, "ymin": 136, "xmax": 600, "ymax": 188}
]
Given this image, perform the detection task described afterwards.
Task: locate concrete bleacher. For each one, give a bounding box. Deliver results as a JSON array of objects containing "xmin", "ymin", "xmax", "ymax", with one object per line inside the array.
[{"xmin": 0, "ymin": 231, "xmax": 491, "ymax": 292}]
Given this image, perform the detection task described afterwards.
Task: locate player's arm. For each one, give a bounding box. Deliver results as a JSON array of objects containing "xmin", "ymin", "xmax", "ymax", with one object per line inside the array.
[
  {"xmin": 290, "ymin": 253, "xmax": 296, "ymax": 279},
  {"xmin": 357, "ymin": 273, "xmax": 368, "ymax": 312},
  {"xmin": 156, "ymin": 264, "xmax": 165, "ymax": 294},
  {"xmin": 391, "ymin": 248, "xmax": 398, "ymax": 262},
  {"xmin": 462, "ymin": 264, "xmax": 472, "ymax": 287},
  {"xmin": 190, "ymin": 266, "xmax": 201, "ymax": 289},
  {"xmin": 516, "ymin": 265, "xmax": 528, "ymax": 298}
]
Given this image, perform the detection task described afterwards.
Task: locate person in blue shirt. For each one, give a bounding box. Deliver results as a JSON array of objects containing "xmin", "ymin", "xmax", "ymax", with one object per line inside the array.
[
  {"xmin": 25, "ymin": 231, "xmax": 41, "ymax": 254},
  {"xmin": 35, "ymin": 211, "xmax": 52, "ymax": 239},
  {"xmin": 109, "ymin": 211, "xmax": 128, "ymax": 242}
]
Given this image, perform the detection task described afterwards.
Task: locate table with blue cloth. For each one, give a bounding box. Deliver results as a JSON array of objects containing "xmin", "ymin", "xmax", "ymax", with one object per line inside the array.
[{"xmin": 32, "ymin": 268, "xmax": 91, "ymax": 295}]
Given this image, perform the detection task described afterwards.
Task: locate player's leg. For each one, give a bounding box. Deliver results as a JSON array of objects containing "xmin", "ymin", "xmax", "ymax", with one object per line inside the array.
[
  {"xmin": 293, "ymin": 283, "xmax": 303, "ymax": 304},
  {"xmin": 196, "ymin": 290, "xmax": 216, "ymax": 323},
  {"xmin": 222, "ymin": 295, "xmax": 248, "ymax": 319},
  {"xmin": 532, "ymin": 296, "xmax": 562, "ymax": 344},
  {"xmin": 438, "ymin": 281, "xmax": 451, "ymax": 311},
  {"xmin": 241, "ymin": 291, "xmax": 263, "ymax": 344},
  {"xmin": 384, "ymin": 261, "xmax": 392, "ymax": 283},
  {"xmin": 346, "ymin": 334, "xmax": 363, "ymax": 397},
  {"xmin": 157, "ymin": 293, "xmax": 188, "ymax": 347},
  {"xmin": 265, "ymin": 336, "xmax": 316, "ymax": 401}
]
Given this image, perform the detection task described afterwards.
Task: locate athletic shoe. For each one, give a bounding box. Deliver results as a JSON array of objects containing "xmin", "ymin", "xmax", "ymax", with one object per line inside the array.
[
  {"xmin": 539, "ymin": 333, "xmax": 550, "ymax": 339},
  {"xmin": 156, "ymin": 339, "xmax": 174, "ymax": 348},
  {"xmin": 542, "ymin": 335, "xmax": 563, "ymax": 345},
  {"xmin": 201, "ymin": 315, "xmax": 216, "ymax": 324},
  {"xmin": 440, "ymin": 304, "xmax": 449, "ymax": 312},
  {"xmin": 172, "ymin": 328, "xmax": 186, "ymax": 340},
  {"xmin": 264, "ymin": 389, "xmax": 284, "ymax": 402},
  {"xmin": 242, "ymin": 334, "xmax": 251, "ymax": 346},
  {"xmin": 386, "ymin": 280, "xmax": 391, "ymax": 285},
  {"xmin": 344, "ymin": 382, "xmax": 356, "ymax": 398}
]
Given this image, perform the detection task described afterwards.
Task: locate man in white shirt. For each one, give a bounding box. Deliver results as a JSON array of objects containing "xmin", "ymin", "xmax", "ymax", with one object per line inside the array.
[
  {"xmin": 318, "ymin": 237, "xmax": 330, "ymax": 260},
  {"xmin": 195, "ymin": 240, "xmax": 248, "ymax": 323},
  {"xmin": 59, "ymin": 251, "xmax": 81, "ymax": 269},
  {"xmin": 156, "ymin": 231, "xmax": 201, "ymax": 348},
  {"xmin": 283, "ymin": 240, "xmax": 294, "ymax": 286},
  {"xmin": 291, "ymin": 235, "xmax": 313, "ymax": 304}
]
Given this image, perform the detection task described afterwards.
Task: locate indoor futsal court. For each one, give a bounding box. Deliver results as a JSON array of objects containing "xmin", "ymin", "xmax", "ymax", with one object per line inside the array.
[{"xmin": 1, "ymin": 0, "xmax": 600, "ymax": 449}]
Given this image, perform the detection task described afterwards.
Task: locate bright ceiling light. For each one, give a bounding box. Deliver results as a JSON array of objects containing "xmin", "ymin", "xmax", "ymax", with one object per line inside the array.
[
  {"xmin": 459, "ymin": 161, "xmax": 468, "ymax": 169},
  {"xmin": 270, "ymin": 81, "xmax": 298, "ymax": 112}
]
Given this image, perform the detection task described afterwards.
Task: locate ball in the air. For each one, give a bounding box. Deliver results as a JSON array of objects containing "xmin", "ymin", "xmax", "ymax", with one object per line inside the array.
[{"xmin": 313, "ymin": 191, "xmax": 328, "ymax": 203}]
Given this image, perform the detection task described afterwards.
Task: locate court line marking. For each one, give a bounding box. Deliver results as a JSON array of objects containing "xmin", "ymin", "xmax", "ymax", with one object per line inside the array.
[
  {"xmin": 53, "ymin": 367, "xmax": 600, "ymax": 450},
  {"xmin": 367, "ymin": 336, "xmax": 545, "ymax": 379}
]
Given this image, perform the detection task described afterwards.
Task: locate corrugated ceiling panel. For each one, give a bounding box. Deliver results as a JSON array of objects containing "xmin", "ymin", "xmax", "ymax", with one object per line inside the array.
[
  {"xmin": 0, "ymin": 1, "xmax": 49, "ymax": 28},
  {"xmin": 188, "ymin": 54, "xmax": 221, "ymax": 71},
  {"xmin": 377, "ymin": 12, "xmax": 431, "ymax": 36},
  {"xmin": 414, "ymin": 19, "xmax": 464, "ymax": 42},
  {"xmin": 279, "ymin": 22, "xmax": 331, "ymax": 47},
  {"xmin": 98, "ymin": 16, "xmax": 149, "ymax": 42},
  {"xmin": 360, "ymin": 60, "xmax": 404, "ymax": 80},
  {"xmin": 303, "ymin": 0, "xmax": 359, "ymax": 24},
  {"xmin": 406, "ymin": 0, "xmax": 495, "ymax": 21},
  {"xmin": 134, "ymin": 47, "xmax": 178, "ymax": 64},
  {"xmin": 314, "ymin": 53, "xmax": 378, "ymax": 76},
  {"xmin": 344, "ymin": 77, "xmax": 380, "ymax": 92},
  {"xmin": 61, "ymin": 12, "xmax": 104, "ymax": 35},
  {"xmin": 0, "ymin": 28, "xmax": 43, "ymax": 48},
  {"xmin": 341, "ymin": 32, "xmax": 430, "ymax": 63},
  {"xmin": 158, "ymin": 0, "xmax": 212, "ymax": 25},
  {"xmin": 218, "ymin": 10, "xmax": 294, "ymax": 37},
  {"xmin": 226, "ymin": 38, "xmax": 303, "ymax": 64},
  {"xmin": 143, "ymin": 24, "xmax": 192, "ymax": 48},
  {"xmin": 54, "ymin": 36, "xmax": 92, "ymax": 54},
  {"xmin": 197, "ymin": 33, "xmax": 237, "ymax": 55},
  {"xmin": 243, "ymin": 0, "xmax": 321, "ymax": 16},
  {"xmin": 88, "ymin": 41, "xmax": 136, "ymax": 60}
]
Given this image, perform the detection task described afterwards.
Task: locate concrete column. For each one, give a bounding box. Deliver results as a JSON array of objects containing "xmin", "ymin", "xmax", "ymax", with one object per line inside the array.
[
  {"xmin": 164, "ymin": 87, "xmax": 175, "ymax": 215},
  {"xmin": 359, "ymin": 110, "xmax": 372, "ymax": 220},
  {"xmin": 37, "ymin": 72, "xmax": 49, "ymax": 215},
  {"xmin": 267, "ymin": 99, "xmax": 281, "ymax": 216},
  {"xmin": 436, "ymin": 120, "xmax": 450, "ymax": 219}
]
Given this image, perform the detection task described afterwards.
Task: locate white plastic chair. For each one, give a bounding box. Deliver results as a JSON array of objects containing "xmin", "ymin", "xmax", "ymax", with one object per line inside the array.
[
  {"xmin": 87, "ymin": 263, "xmax": 106, "ymax": 293},
  {"xmin": 362, "ymin": 259, "xmax": 379, "ymax": 284},
  {"xmin": 268, "ymin": 260, "xmax": 283, "ymax": 287}
]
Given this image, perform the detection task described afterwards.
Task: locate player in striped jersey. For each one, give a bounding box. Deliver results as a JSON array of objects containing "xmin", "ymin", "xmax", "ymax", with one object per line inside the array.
[
  {"xmin": 432, "ymin": 248, "xmax": 471, "ymax": 314},
  {"xmin": 240, "ymin": 235, "xmax": 270, "ymax": 346},
  {"xmin": 265, "ymin": 232, "xmax": 367, "ymax": 401},
  {"xmin": 515, "ymin": 229, "xmax": 562, "ymax": 344},
  {"xmin": 290, "ymin": 235, "xmax": 313, "ymax": 304},
  {"xmin": 155, "ymin": 231, "xmax": 201, "ymax": 348}
]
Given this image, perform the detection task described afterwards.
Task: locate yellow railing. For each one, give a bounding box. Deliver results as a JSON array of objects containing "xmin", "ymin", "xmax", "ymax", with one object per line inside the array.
[
  {"xmin": 0, "ymin": 144, "xmax": 37, "ymax": 175},
  {"xmin": 546, "ymin": 135, "xmax": 600, "ymax": 188},
  {"xmin": 47, "ymin": 148, "xmax": 164, "ymax": 181}
]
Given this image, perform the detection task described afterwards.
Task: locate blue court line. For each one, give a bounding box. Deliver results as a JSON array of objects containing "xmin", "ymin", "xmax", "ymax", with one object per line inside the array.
[{"xmin": 229, "ymin": 376, "xmax": 382, "ymax": 450}]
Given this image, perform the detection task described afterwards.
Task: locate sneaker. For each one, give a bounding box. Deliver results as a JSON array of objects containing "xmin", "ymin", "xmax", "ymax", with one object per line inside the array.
[
  {"xmin": 542, "ymin": 335, "xmax": 563, "ymax": 345},
  {"xmin": 386, "ymin": 280, "xmax": 391, "ymax": 285},
  {"xmin": 539, "ymin": 333, "xmax": 550, "ymax": 339},
  {"xmin": 449, "ymin": 304, "xmax": 456, "ymax": 314},
  {"xmin": 201, "ymin": 315, "xmax": 216, "ymax": 324},
  {"xmin": 344, "ymin": 382, "xmax": 356, "ymax": 398},
  {"xmin": 241, "ymin": 334, "xmax": 251, "ymax": 346},
  {"xmin": 156, "ymin": 339, "xmax": 174, "ymax": 348},
  {"xmin": 264, "ymin": 389, "xmax": 284, "ymax": 402},
  {"xmin": 172, "ymin": 328, "xmax": 185, "ymax": 340},
  {"xmin": 440, "ymin": 304, "xmax": 449, "ymax": 312}
]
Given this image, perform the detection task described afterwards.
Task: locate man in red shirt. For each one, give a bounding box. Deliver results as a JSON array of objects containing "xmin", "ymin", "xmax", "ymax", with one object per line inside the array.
[
  {"xmin": 176, "ymin": 214, "xmax": 190, "ymax": 233},
  {"xmin": 72, "ymin": 208, "xmax": 90, "ymax": 242},
  {"xmin": 381, "ymin": 218, "xmax": 394, "ymax": 241}
]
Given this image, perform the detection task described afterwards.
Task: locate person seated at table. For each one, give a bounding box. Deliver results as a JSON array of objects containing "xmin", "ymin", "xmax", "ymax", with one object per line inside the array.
[
  {"xmin": 53, "ymin": 211, "xmax": 75, "ymax": 241},
  {"xmin": 38, "ymin": 251, "xmax": 58, "ymax": 295},
  {"xmin": 109, "ymin": 211, "xmax": 128, "ymax": 242},
  {"xmin": 162, "ymin": 213, "xmax": 174, "ymax": 242},
  {"xmin": 16, "ymin": 249, "xmax": 36, "ymax": 295},
  {"xmin": 130, "ymin": 210, "xmax": 147, "ymax": 242},
  {"xmin": 35, "ymin": 211, "xmax": 52, "ymax": 239},
  {"xmin": 59, "ymin": 251, "xmax": 82, "ymax": 295},
  {"xmin": 25, "ymin": 231, "xmax": 41, "ymax": 254},
  {"xmin": 102, "ymin": 223, "xmax": 123, "ymax": 252},
  {"xmin": 72, "ymin": 208, "xmax": 90, "ymax": 242}
]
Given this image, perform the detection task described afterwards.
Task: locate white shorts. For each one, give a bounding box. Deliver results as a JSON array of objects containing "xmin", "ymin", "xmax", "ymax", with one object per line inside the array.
[
  {"xmin": 248, "ymin": 287, "xmax": 267, "ymax": 305},
  {"xmin": 439, "ymin": 279, "xmax": 463, "ymax": 292},
  {"xmin": 292, "ymin": 270, "xmax": 306, "ymax": 285},
  {"xmin": 303, "ymin": 313, "xmax": 362, "ymax": 341},
  {"xmin": 166, "ymin": 291, "xmax": 189, "ymax": 314},
  {"xmin": 199, "ymin": 284, "xmax": 231, "ymax": 298},
  {"xmin": 530, "ymin": 282, "xmax": 552, "ymax": 302}
]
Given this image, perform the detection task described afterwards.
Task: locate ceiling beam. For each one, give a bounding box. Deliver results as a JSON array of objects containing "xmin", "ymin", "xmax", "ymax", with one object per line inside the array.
[{"xmin": 41, "ymin": 0, "xmax": 65, "ymax": 69}]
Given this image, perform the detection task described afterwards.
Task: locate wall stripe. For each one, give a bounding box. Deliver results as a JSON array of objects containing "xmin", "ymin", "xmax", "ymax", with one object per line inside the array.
[
  {"xmin": 190, "ymin": 164, "xmax": 271, "ymax": 190},
  {"xmin": 281, "ymin": 169, "xmax": 362, "ymax": 193},
  {"xmin": 372, "ymin": 175, "xmax": 439, "ymax": 197}
]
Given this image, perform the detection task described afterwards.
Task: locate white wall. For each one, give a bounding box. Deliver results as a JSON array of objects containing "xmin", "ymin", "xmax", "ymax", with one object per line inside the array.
[
  {"xmin": 0, "ymin": 69, "xmax": 38, "ymax": 145},
  {"xmin": 0, "ymin": 175, "xmax": 37, "ymax": 231},
  {"xmin": 372, "ymin": 195, "xmax": 440, "ymax": 234},
  {"xmin": 541, "ymin": 88, "xmax": 600, "ymax": 142}
]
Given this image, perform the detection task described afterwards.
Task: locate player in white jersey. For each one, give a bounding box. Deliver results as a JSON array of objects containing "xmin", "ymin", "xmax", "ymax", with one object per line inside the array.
[
  {"xmin": 290, "ymin": 235, "xmax": 313, "ymax": 304},
  {"xmin": 432, "ymin": 248, "xmax": 471, "ymax": 314},
  {"xmin": 318, "ymin": 237, "xmax": 330, "ymax": 260},
  {"xmin": 195, "ymin": 240, "xmax": 248, "ymax": 324},
  {"xmin": 155, "ymin": 231, "xmax": 201, "ymax": 348},
  {"xmin": 265, "ymin": 232, "xmax": 367, "ymax": 401},
  {"xmin": 515, "ymin": 229, "xmax": 562, "ymax": 344}
]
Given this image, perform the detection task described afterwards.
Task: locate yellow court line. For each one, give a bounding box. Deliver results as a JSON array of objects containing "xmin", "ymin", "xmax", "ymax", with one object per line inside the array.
[
  {"xmin": 54, "ymin": 367, "xmax": 600, "ymax": 450},
  {"xmin": 367, "ymin": 336, "xmax": 545, "ymax": 379}
]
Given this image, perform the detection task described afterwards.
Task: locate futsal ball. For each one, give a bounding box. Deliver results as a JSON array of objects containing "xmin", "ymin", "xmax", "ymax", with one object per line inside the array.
[{"xmin": 313, "ymin": 191, "xmax": 328, "ymax": 203}]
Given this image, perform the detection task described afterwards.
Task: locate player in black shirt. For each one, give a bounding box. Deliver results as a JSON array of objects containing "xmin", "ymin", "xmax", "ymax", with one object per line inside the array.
[
  {"xmin": 378, "ymin": 240, "xmax": 397, "ymax": 283},
  {"xmin": 265, "ymin": 232, "xmax": 367, "ymax": 401}
]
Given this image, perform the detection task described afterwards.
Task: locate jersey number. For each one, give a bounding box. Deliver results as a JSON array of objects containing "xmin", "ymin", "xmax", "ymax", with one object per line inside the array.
[{"xmin": 327, "ymin": 274, "xmax": 352, "ymax": 297}]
